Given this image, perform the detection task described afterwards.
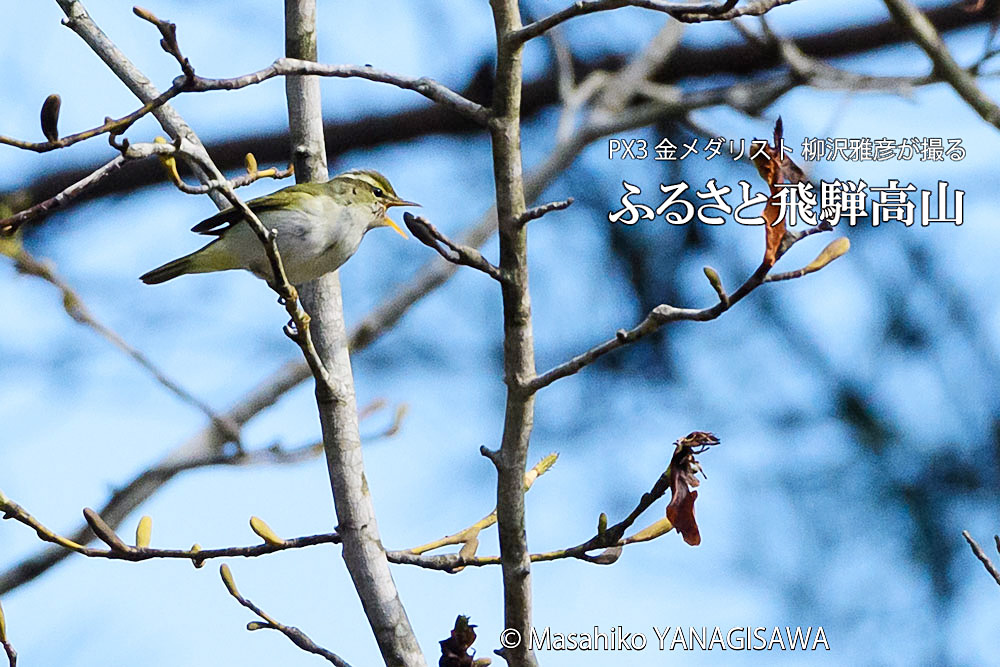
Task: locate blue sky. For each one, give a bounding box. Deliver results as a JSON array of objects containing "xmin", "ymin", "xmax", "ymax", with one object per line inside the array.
[{"xmin": 2, "ymin": 1, "xmax": 999, "ymax": 665}]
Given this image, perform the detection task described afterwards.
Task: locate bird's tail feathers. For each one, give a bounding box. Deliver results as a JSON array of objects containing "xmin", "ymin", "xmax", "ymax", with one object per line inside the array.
[{"xmin": 139, "ymin": 254, "xmax": 198, "ymax": 284}]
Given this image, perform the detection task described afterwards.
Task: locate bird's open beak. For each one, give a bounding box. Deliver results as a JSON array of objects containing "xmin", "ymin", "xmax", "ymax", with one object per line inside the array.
[{"xmin": 382, "ymin": 198, "xmax": 420, "ymax": 239}]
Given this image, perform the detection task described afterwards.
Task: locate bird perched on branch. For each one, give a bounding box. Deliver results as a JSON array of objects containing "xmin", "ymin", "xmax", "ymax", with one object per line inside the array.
[{"xmin": 140, "ymin": 169, "xmax": 416, "ymax": 286}]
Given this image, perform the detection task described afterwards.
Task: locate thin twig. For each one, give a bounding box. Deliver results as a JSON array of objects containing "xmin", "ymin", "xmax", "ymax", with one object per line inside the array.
[
  {"xmin": 883, "ymin": 0, "xmax": 1000, "ymax": 128},
  {"xmin": 515, "ymin": 198, "xmax": 574, "ymax": 226},
  {"xmin": 2, "ymin": 7, "xmax": 487, "ymax": 153},
  {"xmin": 402, "ymin": 454, "xmax": 557, "ymax": 558},
  {"xmin": 526, "ymin": 261, "xmax": 773, "ymax": 393},
  {"xmin": 0, "ymin": 597, "xmax": 13, "ymax": 667},
  {"xmin": 4, "ymin": 243, "xmax": 243, "ymax": 443},
  {"xmin": 0, "ymin": 155, "xmax": 127, "ymax": 234},
  {"xmin": 0, "ymin": 490, "xmax": 341, "ymax": 565},
  {"xmin": 219, "ymin": 565, "xmax": 353, "ymax": 667},
  {"xmin": 0, "ymin": 80, "xmax": 189, "ymax": 153},
  {"xmin": 962, "ymin": 530, "xmax": 1000, "ymax": 586},
  {"xmin": 511, "ymin": 0, "xmax": 739, "ymax": 43},
  {"xmin": 511, "ymin": 0, "xmax": 800, "ymax": 44},
  {"xmin": 390, "ymin": 436, "xmax": 718, "ymax": 571},
  {"xmin": 187, "ymin": 58, "xmax": 489, "ymax": 125},
  {"xmin": 403, "ymin": 213, "xmax": 503, "ymax": 281}
]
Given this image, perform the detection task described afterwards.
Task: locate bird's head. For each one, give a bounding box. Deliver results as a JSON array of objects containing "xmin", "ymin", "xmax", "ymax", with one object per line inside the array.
[{"xmin": 332, "ymin": 169, "xmax": 418, "ymax": 238}]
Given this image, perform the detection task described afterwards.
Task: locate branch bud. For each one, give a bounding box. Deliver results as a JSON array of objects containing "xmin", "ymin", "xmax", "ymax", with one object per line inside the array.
[
  {"xmin": 219, "ymin": 564, "xmax": 241, "ymax": 600},
  {"xmin": 40, "ymin": 94, "xmax": 61, "ymax": 142},
  {"xmin": 190, "ymin": 543, "xmax": 205, "ymax": 568},
  {"xmin": 804, "ymin": 237, "xmax": 850, "ymax": 272},
  {"xmin": 249, "ymin": 516, "xmax": 285, "ymax": 546},
  {"xmin": 83, "ymin": 508, "xmax": 131, "ymax": 552},
  {"xmin": 135, "ymin": 515, "xmax": 152, "ymax": 548}
]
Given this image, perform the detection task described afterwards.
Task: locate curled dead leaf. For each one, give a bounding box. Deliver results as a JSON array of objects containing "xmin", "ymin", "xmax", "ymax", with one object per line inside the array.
[
  {"xmin": 665, "ymin": 431, "xmax": 720, "ymax": 546},
  {"xmin": 751, "ymin": 118, "xmax": 808, "ymax": 268},
  {"xmin": 440, "ymin": 615, "xmax": 481, "ymax": 667}
]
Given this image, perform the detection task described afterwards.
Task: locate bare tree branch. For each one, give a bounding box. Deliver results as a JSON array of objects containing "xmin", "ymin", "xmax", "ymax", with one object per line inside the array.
[
  {"xmin": 962, "ymin": 530, "xmax": 1000, "ymax": 586},
  {"xmin": 0, "ymin": 81, "xmax": 188, "ymax": 153},
  {"xmin": 511, "ymin": 0, "xmax": 807, "ymax": 44},
  {"xmin": 189, "ymin": 59, "xmax": 488, "ymax": 126},
  {"xmin": 282, "ymin": 2, "xmax": 425, "ymax": 665},
  {"xmin": 220, "ymin": 565, "xmax": 354, "ymax": 667},
  {"xmin": 511, "ymin": 0, "xmax": 738, "ymax": 43},
  {"xmin": 884, "ymin": 0, "xmax": 1000, "ymax": 127},
  {"xmin": 527, "ymin": 261, "xmax": 770, "ymax": 392},
  {"xmin": 0, "ymin": 490, "xmax": 341, "ymax": 564},
  {"xmin": 389, "ymin": 433, "xmax": 719, "ymax": 571},
  {"xmin": 0, "ymin": 598, "xmax": 13, "ymax": 667},
  {"xmin": 402, "ymin": 213, "xmax": 503, "ymax": 281},
  {"xmin": 2, "ymin": 241, "xmax": 243, "ymax": 442},
  {"xmin": 514, "ymin": 198, "xmax": 574, "ymax": 226}
]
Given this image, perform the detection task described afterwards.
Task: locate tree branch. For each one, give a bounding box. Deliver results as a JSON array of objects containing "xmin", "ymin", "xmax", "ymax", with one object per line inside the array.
[
  {"xmin": 883, "ymin": 0, "xmax": 1000, "ymax": 128},
  {"xmin": 962, "ymin": 530, "xmax": 1000, "ymax": 587},
  {"xmin": 189, "ymin": 58, "xmax": 488, "ymax": 126},
  {"xmin": 514, "ymin": 198, "xmax": 574, "ymax": 226},
  {"xmin": 510, "ymin": 0, "xmax": 803, "ymax": 43},
  {"xmin": 2, "ymin": 239, "xmax": 242, "ymax": 443},
  {"xmin": 0, "ymin": 81, "xmax": 188, "ymax": 154},
  {"xmin": 220, "ymin": 565, "xmax": 354, "ymax": 667},
  {"xmin": 389, "ymin": 433, "xmax": 719, "ymax": 571},
  {"xmin": 527, "ymin": 261, "xmax": 771, "ymax": 392},
  {"xmin": 402, "ymin": 213, "xmax": 503, "ymax": 281},
  {"xmin": 511, "ymin": 0, "xmax": 738, "ymax": 43},
  {"xmin": 488, "ymin": 3, "xmax": 540, "ymax": 665},
  {"xmin": 282, "ymin": 2, "xmax": 425, "ymax": 665},
  {"xmin": 0, "ymin": 598, "xmax": 13, "ymax": 667},
  {"xmin": 0, "ymin": 490, "xmax": 341, "ymax": 564}
]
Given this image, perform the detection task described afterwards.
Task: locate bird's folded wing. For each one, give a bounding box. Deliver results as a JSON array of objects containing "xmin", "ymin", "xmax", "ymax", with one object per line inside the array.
[{"xmin": 190, "ymin": 190, "xmax": 306, "ymax": 236}]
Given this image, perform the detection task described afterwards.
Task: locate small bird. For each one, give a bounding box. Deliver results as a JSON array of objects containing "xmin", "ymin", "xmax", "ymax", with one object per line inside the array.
[{"xmin": 140, "ymin": 169, "xmax": 416, "ymax": 286}]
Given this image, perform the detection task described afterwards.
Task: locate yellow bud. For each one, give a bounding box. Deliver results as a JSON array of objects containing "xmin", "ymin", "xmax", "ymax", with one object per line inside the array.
[
  {"xmin": 244, "ymin": 153, "xmax": 258, "ymax": 175},
  {"xmin": 247, "ymin": 621, "xmax": 266, "ymax": 631},
  {"xmin": 804, "ymin": 237, "xmax": 850, "ymax": 272},
  {"xmin": 189, "ymin": 543, "xmax": 205, "ymax": 568},
  {"xmin": 628, "ymin": 517, "xmax": 673, "ymax": 543},
  {"xmin": 249, "ymin": 516, "xmax": 284, "ymax": 546},
  {"xmin": 135, "ymin": 516, "xmax": 152, "ymax": 548},
  {"xmin": 703, "ymin": 266, "xmax": 722, "ymax": 289},
  {"xmin": 0, "ymin": 597, "xmax": 7, "ymax": 642},
  {"xmin": 597, "ymin": 513, "xmax": 608, "ymax": 535},
  {"xmin": 220, "ymin": 564, "xmax": 240, "ymax": 599},
  {"xmin": 523, "ymin": 453, "xmax": 558, "ymax": 490}
]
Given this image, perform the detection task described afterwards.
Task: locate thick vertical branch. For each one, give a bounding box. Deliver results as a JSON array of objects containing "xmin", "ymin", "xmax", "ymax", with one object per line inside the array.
[
  {"xmin": 489, "ymin": 2, "xmax": 538, "ymax": 665},
  {"xmin": 282, "ymin": 2, "xmax": 424, "ymax": 666}
]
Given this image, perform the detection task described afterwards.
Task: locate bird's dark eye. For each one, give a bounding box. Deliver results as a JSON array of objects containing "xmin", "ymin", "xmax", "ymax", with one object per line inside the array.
[{"xmin": 372, "ymin": 187, "xmax": 384, "ymax": 198}]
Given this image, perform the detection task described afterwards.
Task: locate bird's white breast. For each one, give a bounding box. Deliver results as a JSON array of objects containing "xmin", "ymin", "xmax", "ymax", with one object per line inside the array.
[{"xmin": 232, "ymin": 196, "xmax": 375, "ymax": 284}]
